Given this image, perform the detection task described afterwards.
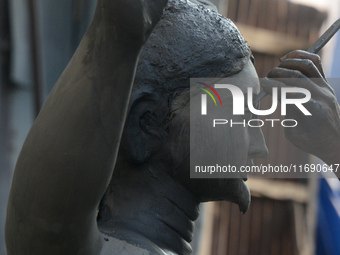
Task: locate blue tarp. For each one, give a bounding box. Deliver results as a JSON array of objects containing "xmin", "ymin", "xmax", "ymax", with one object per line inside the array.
[{"xmin": 317, "ymin": 177, "xmax": 340, "ymax": 255}]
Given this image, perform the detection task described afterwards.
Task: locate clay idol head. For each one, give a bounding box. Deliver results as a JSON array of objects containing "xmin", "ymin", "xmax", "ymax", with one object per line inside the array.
[{"xmin": 100, "ymin": 0, "xmax": 267, "ymax": 216}]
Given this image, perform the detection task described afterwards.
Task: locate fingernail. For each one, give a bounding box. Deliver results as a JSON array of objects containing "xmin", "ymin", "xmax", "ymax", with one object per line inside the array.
[{"xmin": 280, "ymin": 54, "xmax": 288, "ymax": 62}]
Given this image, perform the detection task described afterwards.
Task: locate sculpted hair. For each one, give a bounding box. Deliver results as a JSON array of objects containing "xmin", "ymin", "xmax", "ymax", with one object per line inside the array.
[{"xmin": 134, "ymin": 0, "xmax": 251, "ymax": 94}]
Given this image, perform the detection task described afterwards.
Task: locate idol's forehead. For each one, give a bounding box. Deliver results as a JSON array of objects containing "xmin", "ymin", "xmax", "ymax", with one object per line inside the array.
[{"xmin": 215, "ymin": 60, "xmax": 260, "ymax": 94}]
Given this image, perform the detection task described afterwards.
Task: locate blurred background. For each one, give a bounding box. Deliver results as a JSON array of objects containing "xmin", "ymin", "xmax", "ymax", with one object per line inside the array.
[{"xmin": 1, "ymin": 0, "xmax": 340, "ymax": 254}]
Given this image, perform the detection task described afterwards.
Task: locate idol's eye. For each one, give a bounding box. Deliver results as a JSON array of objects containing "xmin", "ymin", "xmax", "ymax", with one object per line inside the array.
[{"xmin": 250, "ymin": 54, "xmax": 255, "ymax": 66}]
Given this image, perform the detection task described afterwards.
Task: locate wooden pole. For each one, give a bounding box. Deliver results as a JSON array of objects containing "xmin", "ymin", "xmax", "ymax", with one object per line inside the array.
[
  {"xmin": 27, "ymin": 0, "xmax": 43, "ymax": 116},
  {"xmin": 0, "ymin": 0, "xmax": 10, "ymax": 86}
]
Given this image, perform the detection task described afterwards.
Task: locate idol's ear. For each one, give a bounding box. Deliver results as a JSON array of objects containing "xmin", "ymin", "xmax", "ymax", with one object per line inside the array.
[{"xmin": 120, "ymin": 94, "xmax": 169, "ymax": 164}]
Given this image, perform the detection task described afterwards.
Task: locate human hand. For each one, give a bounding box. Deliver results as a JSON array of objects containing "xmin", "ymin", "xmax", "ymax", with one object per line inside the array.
[{"xmin": 262, "ymin": 50, "xmax": 340, "ymax": 165}]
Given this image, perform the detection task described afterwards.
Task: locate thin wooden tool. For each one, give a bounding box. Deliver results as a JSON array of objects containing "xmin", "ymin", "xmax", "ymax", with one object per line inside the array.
[{"xmin": 254, "ymin": 18, "xmax": 340, "ymax": 104}]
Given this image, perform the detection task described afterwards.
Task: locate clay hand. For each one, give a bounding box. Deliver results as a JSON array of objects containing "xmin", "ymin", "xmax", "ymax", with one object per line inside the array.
[
  {"xmin": 112, "ymin": 0, "xmax": 168, "ymax": 45},
  {"xmin": 262, "ymin": 50, "xmax": 340, "ymax": 165}
]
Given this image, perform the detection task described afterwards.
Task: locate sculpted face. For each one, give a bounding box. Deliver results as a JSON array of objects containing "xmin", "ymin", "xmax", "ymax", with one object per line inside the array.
[
  {"xmin": 167, "ymin": 59, "xmax": 268, "ymax": 212},
  {"xmin": 116, "ymin": 0, "xmax": 268, "ymax": 212}
]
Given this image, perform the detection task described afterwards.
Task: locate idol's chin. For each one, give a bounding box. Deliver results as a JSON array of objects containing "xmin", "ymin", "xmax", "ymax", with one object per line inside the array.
[
  {"xmin": 193, "ymin": 177, "xmax": 251, "ymax": 213},
  {"xmin": 235, "ymin": 179, "xmax": 251, "ymax": 214},
  {"xmin": 213, "ymin": 178, "xmax": 251, "ymax": 214}
]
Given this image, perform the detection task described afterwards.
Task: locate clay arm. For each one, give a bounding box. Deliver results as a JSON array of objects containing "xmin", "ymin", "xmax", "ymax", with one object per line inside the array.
[
  {"xmin": 262, "ymin": 50, "xmax": 340, "ymax": 168},
  {"xmin": 5, "ymin": 0, "xmax": 167, "ymax": 254}
]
